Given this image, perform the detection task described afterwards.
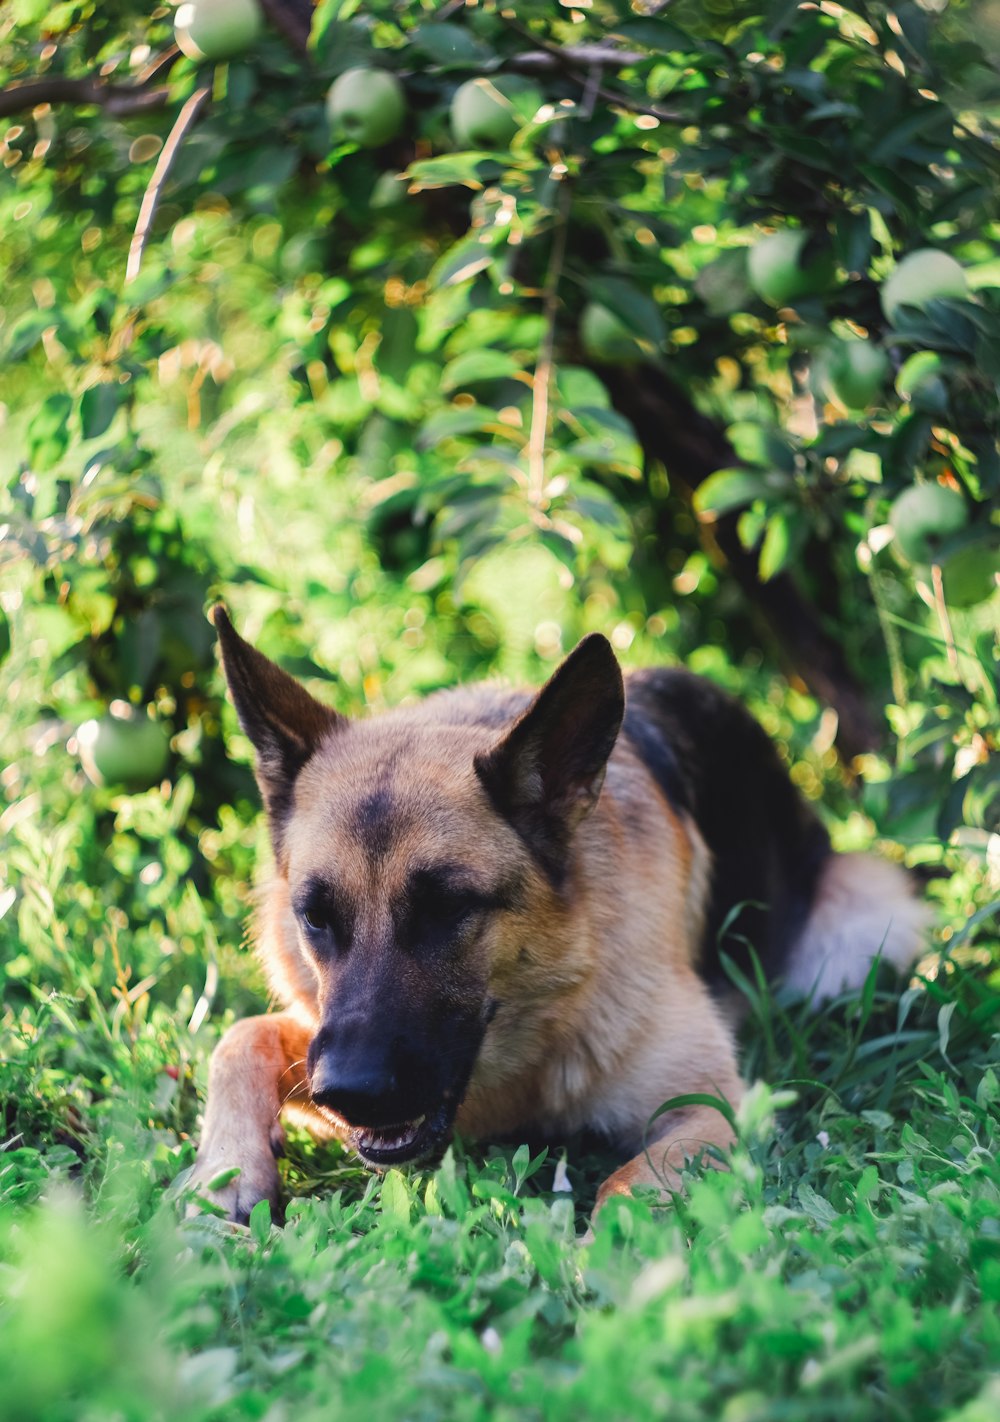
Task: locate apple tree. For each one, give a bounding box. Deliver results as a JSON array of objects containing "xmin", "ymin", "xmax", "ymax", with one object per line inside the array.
[{"xmin": 1, "ymin": 0, "xmax": 997, "ymax": 926}]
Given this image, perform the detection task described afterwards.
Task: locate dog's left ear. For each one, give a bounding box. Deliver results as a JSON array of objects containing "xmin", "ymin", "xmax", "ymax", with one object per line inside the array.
[{"xmin": 475, "ymin": 633, "xmax": 624, "ymax": 878}]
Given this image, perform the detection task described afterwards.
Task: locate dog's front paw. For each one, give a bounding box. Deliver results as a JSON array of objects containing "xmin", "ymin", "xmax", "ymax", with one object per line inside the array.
[{"xmin": 186, "ymin": 1124, "xmax": 286, "ymax": 1225}]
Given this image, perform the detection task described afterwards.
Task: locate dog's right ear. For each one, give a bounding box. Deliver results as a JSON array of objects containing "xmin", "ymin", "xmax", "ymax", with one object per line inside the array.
[{"xmin": 213, "ymin": 606, "xmax": 343, "ymax": 833}]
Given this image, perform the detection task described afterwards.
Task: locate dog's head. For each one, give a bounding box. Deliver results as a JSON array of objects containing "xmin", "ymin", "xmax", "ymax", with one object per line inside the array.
[{"xmin": 214, "ymin": 608, "xmax": 624, "ymax": 1167}]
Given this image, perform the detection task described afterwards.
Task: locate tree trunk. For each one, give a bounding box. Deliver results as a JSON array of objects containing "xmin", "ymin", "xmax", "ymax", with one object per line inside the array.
[{"xmin": 597, "ymin": 361, "xmax": 881, "ymax": 760}]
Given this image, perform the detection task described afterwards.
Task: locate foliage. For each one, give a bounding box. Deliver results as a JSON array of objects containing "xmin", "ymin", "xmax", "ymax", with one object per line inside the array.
[
  {"xmin": 1, "ymin": 1, "xmax": 1000, "ymax": 1419},
  {"xmin": 2, "ymin": 880, "xmax": 1000, "ymax": 1422}
]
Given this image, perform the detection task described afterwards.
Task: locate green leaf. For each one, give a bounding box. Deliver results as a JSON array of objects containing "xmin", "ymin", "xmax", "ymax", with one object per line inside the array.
[
  {"xmin": 4, "ymin": 311, "xmax": 51, "ymax": 360},
  {"xmin": 511, "ymin": 1143, "xmax": 531, "ymax": 1192},
  {"xmin": 12, "ymin": 0, "xmax": 52, "ymax": 22},
  {"xmin": 408, "ymin": 155, "xmax": 501, "ymax": 191},
  {"xmin": 470, "ymin": 1177, "xmax": 518, "ymax": 1209},
  {"xmin": 726, "ymin": 422, "xmax": 797, "ymax": 472},
  {"xmin": 834, "ymin": 210, "xmax": 873, "ymax": 274},
  {"xmin": 566, "ymin": 491, "xmax": 629, "ymax": 528},
  {"xmin": 770, "ymin": 131, "xmax": 839, "ymax": 172},
  {"xmin": 379, "ymin": 1170, "xmax": 412, "ymax": 1224},
  {"xmin": 206, "ymin": 1167, "xmax": 241, "ymax": 1192},
  {"xmin": 967, "ymin": 260, "xmax": 1000, "ymax": 291},
  {"xmin": 587, "ymin": 277, "xmax": 666, "ymax": 346},
  {"xmin": 566, "ymin": 439, "xmax": 633, "ymax": 469},
  {"xmin": 857, "ymin": 163, "xmax": 919, "ymax": 220},
  {"xmin": 428, "ymin": 236, "xmax": 496, "ymax": 289},
  {"xmin": 797, "ymin": 1182, "xmax": 839, "ymax": 1230},
  {"xmin": 737, "ymin": 505, "xmax": 767, "ymax": 553},
  {"xmin": 937, "ymin": 1001, "xmax": 957, "ymax": 1064},
  {"xmin": 309, "ymin": 0, "xmax": 364, "ymax": 51},
  {"xmin": 556, "ymin": 366, "xmax": 610, "ymax": 408},
  {"xmin": 27, "ymin": 393, "xmax": 73, "ymax": 471},
  {"xmin": 759, "ymin": 516, "xmax": 789, "ymax": 583},
  {"xmin": 377, "ymin": 308, "xmax": 420, "ymax": 385},
  {"xmin": 80, "ymin": 384, "xmax": 121, "ymax": 441},
  {"xmin": 645, "ymin": 1091, "xmax": 739, "ymax": 1138},
  {"xmin": 612, "ymin": 17, "xmax": 707, "ymax": 55},
  {"xmin": 806, "ymin": 101, "xmax": 862, "ymax": 124},
  {"xmin": 441, "ymin": 350, "xmax": 520, "ymax": 390},
  {"xmin": 436, "ymin": 489, "xmax": 506, "ymax": 541},
  {"xmin": 411, "ymin": 23, "xmax": 494, "ymax": 69},
  {"xmin": 248, "ymin": 1198, "xmax": 271, "ymax": 1247},
  {"xmin": 694, "ymin": 249, "xmax": 751, "ymax": 317},
  {"xmin": 977, "ymin": 1068, "xmax": 999, "ymax": 1109},
  {"xmin": 417, "ymin": 406, "xmax": 503, "ymax": 447},
  {"xmin": 869, "ymin": 107, "xmax": 947, "ymax": 164},
  {"xmin": 758, "ymin": 511, "xmax": 804, "ymax": 582},
  {"xmin": 693, "ymin": 468, "xmax": 768, "ymax": 517},
  {"xmin": 118, "ymin": 610, "xmax": 162, "ymax": 694},
  {"xmin": 857, "ymin": 1163, "xmax": 881, "ymax": 1200}
]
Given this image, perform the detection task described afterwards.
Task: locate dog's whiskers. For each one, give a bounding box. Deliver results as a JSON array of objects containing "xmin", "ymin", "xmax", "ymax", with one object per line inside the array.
[
  {"xmin": 279, "ymin": 1082, "xmax": 308, "ymax": 1111},
  {"xmin": 279, "ymin": 1056, "xmax": 308, "ymax": 1084}
]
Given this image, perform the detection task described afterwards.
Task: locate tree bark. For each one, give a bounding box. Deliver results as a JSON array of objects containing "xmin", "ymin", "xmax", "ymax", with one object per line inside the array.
[
  {"xmin": 258, "ymin": 0, "xmax": 312, "ymax": 54},
  {"xmin": 597, "ymin": 362, "xmax": 882, "ymax": 760},
  {"xmin": 0, "ymin": 74, "xmax": 169, "ymax": 118}
]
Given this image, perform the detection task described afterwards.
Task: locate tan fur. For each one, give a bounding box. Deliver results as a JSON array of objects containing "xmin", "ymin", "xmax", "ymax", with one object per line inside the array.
[
  {"xmin": 192, "ymin": 1012, "xmax": 311, "ymax": 1221},
  {"xmin": 189, "ymin": 622, "xmax": 923, "ymax": 1226},
  {"xmin": 188, "ymin": 656, "xmax": 748, "ymax": 1222}
]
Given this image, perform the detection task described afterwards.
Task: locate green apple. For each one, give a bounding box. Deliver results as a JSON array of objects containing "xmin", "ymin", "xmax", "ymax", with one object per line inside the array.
[
  {"xmin": 824, "ymin": 339, "xmax": 890, "ymax": 410},
  {"xmin": 580, "ymin": 303, "xmax": 643, "ymax": 363},
  {"xmin": 174, "ymin": 0, "xmax": 263, "ymax": 62},
  {"xmin": 369, "ymin": 170, "xmax": 408, "ymax": 209},
  {"xmin": 939, "ymin": 543, "xmax": 1000, "ymax": 608},
  {"xmin": 450, "ymin": 76, "xmax": 540, "ymax": 150},
  {"xmin": 889, "ymin": 483, "xmax": 968, "ymax": 564},
  {"xmin": 747, "ymin": 230, "xmax": 834, "ymax": 308},
  {"xmin": 895, "ymin": 350, "xmax": 949, "ymax": 414},
  {"xmin": 881, "ymin": 250, "xmax": 968, "ymax": 326},
  {"xmin": 78, "ymin": 711, "xmax": 170, "ymax": 790},
  {"xmin": 326, "ymin": 68, "xmax": 406, "ymax": 149}
]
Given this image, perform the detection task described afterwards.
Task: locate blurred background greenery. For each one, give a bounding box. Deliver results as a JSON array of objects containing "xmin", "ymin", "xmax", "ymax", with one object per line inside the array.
[{"xmin": 1, "ymin": 2, "xmax": 999, "ymax": 1417}]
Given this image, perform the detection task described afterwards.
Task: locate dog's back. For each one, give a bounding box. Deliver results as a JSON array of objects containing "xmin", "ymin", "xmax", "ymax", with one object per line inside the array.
[{"xmin": 620, "ymin": 667, "xmax": 927, "ymax": 1001}]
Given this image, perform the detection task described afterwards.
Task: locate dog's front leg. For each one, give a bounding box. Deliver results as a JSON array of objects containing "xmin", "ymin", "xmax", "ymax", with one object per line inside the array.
[
  {"xmin": 594, "ymin": 1100, "xmax": 740, "ymax": 1217},
  {"xmin": 188, "ymin": 1012, "xmax": 312, "ymax": 1224}
]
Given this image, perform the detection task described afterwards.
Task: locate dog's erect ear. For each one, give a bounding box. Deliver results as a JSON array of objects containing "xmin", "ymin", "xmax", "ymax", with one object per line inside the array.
[
  {"xmin": 474, "ymin": 633, "xmax": 624, "ymax": 879},
  {"xmin": 213, "ymin": 606, "xmax": 343, "ymax": 832}
]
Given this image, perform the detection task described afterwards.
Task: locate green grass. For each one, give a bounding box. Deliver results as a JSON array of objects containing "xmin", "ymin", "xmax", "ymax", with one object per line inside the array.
[
  {"xmin": 2, "ymin": 645, "xmax": 999, "ymax": 1421},
  {"xmin": 2, "ymin": 787, "xmax": 1000, "ymax": 1422}
]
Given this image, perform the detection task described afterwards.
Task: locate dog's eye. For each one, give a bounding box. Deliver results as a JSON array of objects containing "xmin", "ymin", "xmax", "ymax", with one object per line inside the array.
[
  {"xmin": 438, "ymin": 890, "xmax": 481, "ymax": 923},
  {"xmin": 301, "ymin": 908, "xmax": 329, "ymax": 935},
  {"xmin": 295, "ymin": 879, "xmax": 353, "ymax": 950},
  {"xmin": 408, "ymin": 882, "xmax": 484, "ymax": 942}
]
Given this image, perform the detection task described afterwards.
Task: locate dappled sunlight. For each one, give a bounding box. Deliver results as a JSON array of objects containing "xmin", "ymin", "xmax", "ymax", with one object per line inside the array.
[{"xmin": 1, "ymin": 0, "xmax": 999, "ymax": 1418}]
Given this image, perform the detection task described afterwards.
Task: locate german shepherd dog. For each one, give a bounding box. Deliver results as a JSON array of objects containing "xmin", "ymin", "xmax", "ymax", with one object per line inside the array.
[{"xmin": 190, "ymin": 608, "xmax": 928, "ymax": 1224}]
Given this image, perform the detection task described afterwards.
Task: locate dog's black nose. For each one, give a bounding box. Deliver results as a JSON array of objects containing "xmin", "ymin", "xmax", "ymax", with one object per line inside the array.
[{"xmin": 310, "ymin": 1055, "xmax": 401, "ymax": 1126}]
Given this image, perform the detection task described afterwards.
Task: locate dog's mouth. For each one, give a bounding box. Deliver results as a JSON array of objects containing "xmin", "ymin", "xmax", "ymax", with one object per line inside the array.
[{"xmin": 347, "ymin": 1103, "xmax": 453, "ymax": 1169}]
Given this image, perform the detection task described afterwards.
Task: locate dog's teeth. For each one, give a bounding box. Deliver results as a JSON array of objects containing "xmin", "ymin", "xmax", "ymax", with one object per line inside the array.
[{"xmin": 359, "ymin": 1116, "xmax": 427, "ymax": 1155}]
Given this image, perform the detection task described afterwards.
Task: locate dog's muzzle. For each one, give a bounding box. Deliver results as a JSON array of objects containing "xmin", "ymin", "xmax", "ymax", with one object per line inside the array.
[
  {"xmin": 307, "ymin": 998, "xmax": 494, "ymax": 1169},
  {"xmin": 308, "ymin": 1050, "xmax": 458, "ymax": 1168}
]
